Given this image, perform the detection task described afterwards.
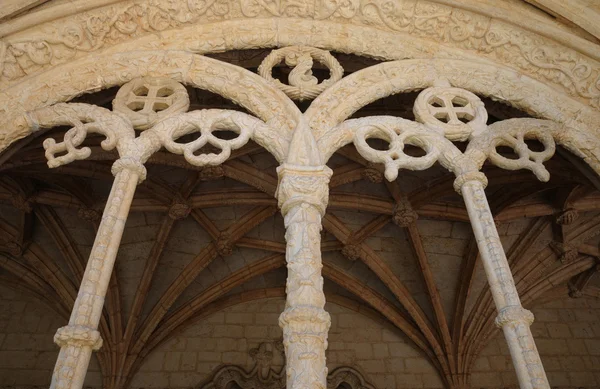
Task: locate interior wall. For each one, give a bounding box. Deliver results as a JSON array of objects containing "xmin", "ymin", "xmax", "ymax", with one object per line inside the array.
[
  {"xmin": 1, "ymin": 287, "xmax": 599, "ymax": 389},
  {"xmin": 131, "ymin": 297, "xmax": 444, "ymax": 389},
  {"xmin": 0, "ymin": 284, "xmax": 102, "ymax": 388},
  {"xmin": 472, "ymin": 295, "xmax": 600, "ymax": 388}
]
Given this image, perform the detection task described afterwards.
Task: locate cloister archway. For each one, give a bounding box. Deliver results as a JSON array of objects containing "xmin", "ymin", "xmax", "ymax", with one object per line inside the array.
[{"xmin": 1, "ymin": 2, "xmax": 600, "ymax": 389}]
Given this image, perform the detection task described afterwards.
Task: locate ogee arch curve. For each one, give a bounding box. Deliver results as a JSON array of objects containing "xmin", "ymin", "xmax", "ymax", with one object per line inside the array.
[
  {"xmin": 306, "ymin": 58, "xmax": 600, "ymax": 173},
  {"xmin": 0, "ymin": 50, "xmax": 301, "ymax": 161}
]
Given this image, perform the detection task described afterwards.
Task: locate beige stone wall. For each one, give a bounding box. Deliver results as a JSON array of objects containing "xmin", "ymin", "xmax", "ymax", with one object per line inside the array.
[
  {"xmin": 131, "ymin": 297, "xmax": 444, "ymax": 389},
  {"xmin": 472, "ymin": 296, "xmax": 600, "ymax": 388},
  {"xmin": 0, "ymin": 285, "xmax": 102, "ymax": 388},
  {"xmin": 1, "ymin": 286, "xmax": 598, "ymax": 389}
]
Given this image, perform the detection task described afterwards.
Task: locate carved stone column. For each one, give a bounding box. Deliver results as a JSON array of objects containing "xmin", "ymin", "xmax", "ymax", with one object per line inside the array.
[
  {"xmin": 276, "ymin": 164, "xmax": 332, "ymax": 389},
  {"xmin": 455, "ymin": 172, "xmax": 550, "ymax": 389},
  {"xmin": 51, "ymin": 159, "xmax": 146, "ymax": 389}
]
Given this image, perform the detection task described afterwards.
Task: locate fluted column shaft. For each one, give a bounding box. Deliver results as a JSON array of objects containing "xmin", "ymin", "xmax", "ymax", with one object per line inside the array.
[
  {"xmin": 50, "ymin": 160, "xmax": 145, "ymax": 389},
  {"xmin": 277, "ymin": 164, "xmax": 332, "ymax": 389},
  {"xmin": 457, "ymin": 175, "xmax": 550, "ymax": 389}
]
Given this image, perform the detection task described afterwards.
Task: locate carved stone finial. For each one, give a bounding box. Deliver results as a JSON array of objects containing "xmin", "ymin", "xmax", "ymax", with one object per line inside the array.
[
  {"xmin": 341, "ymin": 244, "xmax": 361, "ymax": 261},
  {"xmin": 556, "ymin": 208, "xmax": 579, "ymax": 225},
  {"xmin": 77, "ymin": 207, "xmax": 101, "ymax": 222},
  {"xmin": 168, "ymin": 200, "xmax": 192, "ymax": 220},
  {"xmin": 216, "ymin": 232, "xmax": 233, "ymax": 257},
  {"xmin": 361, "ymin": 164, "xmax": 383, "ymax": 183},
  {"xmin": 392, "ymin": 198, "xmax": 418, "ymax": 227}
]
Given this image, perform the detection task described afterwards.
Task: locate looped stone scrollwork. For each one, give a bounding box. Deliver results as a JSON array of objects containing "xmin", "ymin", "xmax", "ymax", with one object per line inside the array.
[
  {"xmin": 352, "ymin": 119, "xmax": 442, "ymax": 181},
  {"xmin": 258, "ymin": 46, "xmax": 344, "ymax": 101},
  {"xmin": 113, "ymin": 77, "xmax": 190, "ymax": 130},
  {"xmin": 486, "ymin": 124, "xmax": 556, "ymax": 182},
  {"xmin": 414, "ymin": 86, "xmax": 487, "ymax": 141},
  {"xmin": 154, "ymin": 110, "xmax": 264, "ymax": 167},
  {"xmin": 31, "ymin": 104, "xmax": 134, "ymax": 169}
]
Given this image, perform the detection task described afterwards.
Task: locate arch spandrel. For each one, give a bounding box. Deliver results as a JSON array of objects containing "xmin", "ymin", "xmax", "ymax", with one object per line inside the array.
[
  {"xmin": 0, "ymin": 50, "xmax": 300, "ymax": 160},
  {"xmin": 305, "ymin": 58, "xmax": 600, "ymax": 174}
]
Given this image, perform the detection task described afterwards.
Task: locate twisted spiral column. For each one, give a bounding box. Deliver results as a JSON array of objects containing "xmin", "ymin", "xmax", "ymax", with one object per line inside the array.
[
  {"xmin": 277, "ymin": 164, "xmax": 333, "ymax": 389},
  {"xmin": 455, "ymin": 172, "xmax": 550, "ymax": 389},
  {"xmin": 50, "ymin": 159, "xmax": 146, "ymax": 389}
]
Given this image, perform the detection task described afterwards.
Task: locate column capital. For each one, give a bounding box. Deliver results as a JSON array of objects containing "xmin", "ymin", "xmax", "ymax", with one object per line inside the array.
[
  {"xmin": 54, "ymin": 325, "xmax": 103, "ymax": 350},
  {"xmin": 111, "ymin": 157, "xmax": 147, "ymax": 183},
  {"xmin": 495, "ymin": 306, "xmax": 535, "ymax": 328},
  {"xmin": 279, "ymin": 306, "xmax": 331, "ymax": 332},
  {"xmin": 453, "ymin": 171, "xmax": 488, "ymax": 193},
  {"xmin": 276, "ymin": 164, "xmax": 333, "ymax": 216}
]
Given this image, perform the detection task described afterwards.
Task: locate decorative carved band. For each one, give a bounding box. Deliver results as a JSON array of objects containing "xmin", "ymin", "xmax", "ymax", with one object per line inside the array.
[
  {"xmin": 54, "ymin": 325, "xmax": 103, "ymax": 350},
  {"xmin": 276, "ymin": 164, "xmax": 332, "ymax": 216},
  {"xmin": 495, "ymin": 306, "xmax": 535, "ymax": 328}
]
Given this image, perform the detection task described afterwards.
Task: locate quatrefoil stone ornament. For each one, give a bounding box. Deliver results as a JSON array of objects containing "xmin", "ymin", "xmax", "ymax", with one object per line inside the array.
[
  {"xmin": 113, "ymin": 77, "xmax": 190, "ymax": 129},
  {"xmin": 258, "ymin": 46, "xmax": 344, "ymax": 101},
  {"xmin": 414, "ymin": 87, "xmax": 487, "ymax": 141}
]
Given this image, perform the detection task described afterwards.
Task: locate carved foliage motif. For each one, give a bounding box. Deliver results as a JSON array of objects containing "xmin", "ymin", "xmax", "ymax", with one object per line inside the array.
[{"xmin": 2, "ymin": 0, "xmax": 600, "ymax": 109}]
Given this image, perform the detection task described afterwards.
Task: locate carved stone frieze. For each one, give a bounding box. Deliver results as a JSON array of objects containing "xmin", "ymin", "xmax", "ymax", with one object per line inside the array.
[{"xmin": 2, "ymin": 0, "xmax": 600, "ymax": 114}]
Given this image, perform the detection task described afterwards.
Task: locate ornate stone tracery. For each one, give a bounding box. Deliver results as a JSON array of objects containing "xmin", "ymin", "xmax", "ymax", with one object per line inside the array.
[{"xmin": 2, "ymin": 16, "xmax": 598, "ymax": 387}]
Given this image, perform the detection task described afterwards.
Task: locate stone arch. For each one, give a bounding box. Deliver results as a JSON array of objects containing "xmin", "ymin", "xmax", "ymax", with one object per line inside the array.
[
  {"xmin": 2, "ymin": 0, "xmax": 600, "ymax": 107},
  {"xmin": 0, "ymin": 50, "xmax": 301, "ymax": 161},
  {"xmin": 305, "ymin": 58, "xmax": 600, "ymax": 173}
]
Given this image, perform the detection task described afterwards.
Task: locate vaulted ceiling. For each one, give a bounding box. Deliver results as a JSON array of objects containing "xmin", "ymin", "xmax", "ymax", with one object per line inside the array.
[{"xmin": 0, "ymin": 51, "xmax": 599, "ymax": 388}]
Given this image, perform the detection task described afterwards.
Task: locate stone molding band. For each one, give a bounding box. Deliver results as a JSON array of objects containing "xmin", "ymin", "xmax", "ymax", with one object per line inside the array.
[{"xmin": 54, "ymin": 325, "xmax": 103, "ymax": 350}]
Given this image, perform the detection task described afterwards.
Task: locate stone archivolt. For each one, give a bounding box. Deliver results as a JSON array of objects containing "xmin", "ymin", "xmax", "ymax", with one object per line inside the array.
[
  {"xmin": 1, "ymin": 0, "xmax": 600, "ymax": 111},
  {"xmin": 1, "ymin": 10, "xmax": 600, "ymax": 389}
]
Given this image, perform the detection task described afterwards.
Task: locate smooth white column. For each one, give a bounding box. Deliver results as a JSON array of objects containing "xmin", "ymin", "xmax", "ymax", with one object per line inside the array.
[
  {"xmin": 277, "ymin": 164, "xmax": 332, "ymax": 389},
  {"xmin": 457, "ymin": 174, "xmax": 550, "ymax": 389},
  {"xmin": 51, "ymin": 159, "xmax": 145, "ymax": 389}
]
